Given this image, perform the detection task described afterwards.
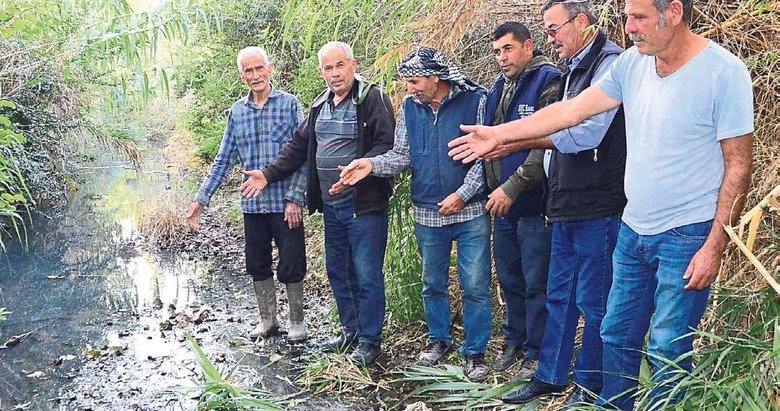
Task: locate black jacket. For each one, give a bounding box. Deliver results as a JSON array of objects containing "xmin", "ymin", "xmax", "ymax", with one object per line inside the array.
[
  {"xmin": 546, "ymin": 30, "xmax": 627, "ymax": 222},
  {"xmin": 263, "ymin": 76, "xmax": 395, "ymax": 215}
]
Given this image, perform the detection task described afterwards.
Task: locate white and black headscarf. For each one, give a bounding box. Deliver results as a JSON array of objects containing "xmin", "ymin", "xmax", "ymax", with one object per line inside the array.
[{"xmin": 398, "ymin": 47, "xmax": 481, "ymax": 92}]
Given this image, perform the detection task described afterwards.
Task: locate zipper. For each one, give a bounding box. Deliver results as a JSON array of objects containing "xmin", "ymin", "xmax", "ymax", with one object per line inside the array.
[{"xmin": 593, "ymin": 148, "xmax": 598, "ymax": 162}]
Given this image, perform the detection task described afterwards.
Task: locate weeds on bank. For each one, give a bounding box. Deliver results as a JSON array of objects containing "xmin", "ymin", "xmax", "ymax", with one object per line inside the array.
[
  {"xmin": 396, "ymin": 365, "xmax": 527, "ymax": 410},
  {"xmin": 385, "ymin": 172, "xmax": 425, "ymax": 327},
  {"xmin": 139, "ymin": 190, "xmax": 191, "ymax": 247},
  {"xmin": 185, "ymin": 335, "xmax": 289, "ymax": 410},
  {"xmin": 295, "ymin": 354, "xmax": 389, "ymax": 396},
  {"xmin": 631, "ymin": 287, "xmax": 779, "ymax": 411}
]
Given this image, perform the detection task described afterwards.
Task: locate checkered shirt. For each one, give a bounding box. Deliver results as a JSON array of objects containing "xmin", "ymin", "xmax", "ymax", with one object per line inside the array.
[{"xmin": 196, "ymin": 87, "xmax": 306, "ymax": 214}]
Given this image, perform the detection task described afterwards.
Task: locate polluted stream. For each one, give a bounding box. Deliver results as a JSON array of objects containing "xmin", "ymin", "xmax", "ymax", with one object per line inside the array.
[{"xmin": 0, "ymin": 152, "xmax": 371, "ymax": 410}]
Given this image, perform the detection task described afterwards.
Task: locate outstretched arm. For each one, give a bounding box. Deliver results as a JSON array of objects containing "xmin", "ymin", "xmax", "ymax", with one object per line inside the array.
[
  {"xmin": 448, "ymin": 85, "xmax": 620, "ymax": 163},
  {"xmin": 683, "ymin": 133, "xmax": 752, "ymax": 290}
]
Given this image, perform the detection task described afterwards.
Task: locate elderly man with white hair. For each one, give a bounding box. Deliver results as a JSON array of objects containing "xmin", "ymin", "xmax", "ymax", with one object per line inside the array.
[
  {"xmin": 241, "ymin": 41, "xmax": 396, "ymax": 365},
  {"xmin": 187, "ymin": 46, "xmax": 308, "ymax": 343}
]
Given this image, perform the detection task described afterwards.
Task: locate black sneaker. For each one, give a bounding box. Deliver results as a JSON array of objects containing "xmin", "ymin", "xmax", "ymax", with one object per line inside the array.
[
  {"xmin": 321, "ymin": 331, "xmax": 359, "ymax": 353},
  {"xmin": 349, "ymin": 342, "xmax": 381, "ymax": 365},
  {"xmin": 464, "ymin": 353, "xmax": 489, "ymax": 382},
  {"xmin": 492, "ymin": 344, "xmax": 523, "ymax": 371},
  {"xmin": 418, "ymin": 340, "xmax": 453, "ymax": 366}
]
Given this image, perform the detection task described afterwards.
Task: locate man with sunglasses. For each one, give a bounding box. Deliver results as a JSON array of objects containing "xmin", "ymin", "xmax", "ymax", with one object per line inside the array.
[
  {"xmin": 494, "ymin": 0, "xmax": 627, "ymax": 407},
  {"xmin": 450, "ymin": 0, "xmax": 753, "ymax": 409}
]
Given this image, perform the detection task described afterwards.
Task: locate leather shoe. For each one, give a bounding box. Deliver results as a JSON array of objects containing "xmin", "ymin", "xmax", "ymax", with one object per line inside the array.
[
  {"xmin": 492, "ymin": 344, "xmax": 523, "ymax": 371},
  {"xmin": 502, "ymin": 377, "xmax": 566, "ymax": 404},
  {"xmin": 349, "ymin": 342, "xmax": 381, "ymax": 365},
  {"xmin": 560, "ymin": 386, "xmax": 599, "ymax": 410},
  {"xmin": 320, "ymin": 331, "xmax": 359, "ymax": 352}
]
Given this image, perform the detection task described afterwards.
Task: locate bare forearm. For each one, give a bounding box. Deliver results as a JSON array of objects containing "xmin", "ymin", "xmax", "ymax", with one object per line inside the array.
[
  {"xmin": 495, "ymin": 101, "xmax": 580, "ymax": 145},
  {"xmin": 707, "ymin": 135, "xmax": 753, "ymax": 253}
]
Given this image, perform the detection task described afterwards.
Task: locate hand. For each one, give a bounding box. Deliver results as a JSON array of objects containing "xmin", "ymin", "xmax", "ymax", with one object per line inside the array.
[
  {"xmin": 683, "ymin": 242, "xmax": 723, "ymax": 290},
  {"xmin": 339, "ymin": 159, "xmax": 373, "ymax": 186},
  {"xmin": 240, "ymin": 170, "xmax": 268, "ymax": 198},
  {"xmin": 284, "ymin": 202, "xmax": 303, "ymax": 229},
  {"xmin": 486, "ymin": 187, "xmax": 513, "ymax": 217},
  {"xmin": 483, "ymin": 140, "xmax": 527, "ymax": 160},
  {"xmin": 186, "ymin": 201, "xmax": 203, "ymax": 231},
  {"xmin": 329, "ymin": 181, "xmax": 349, "ymax": 195},
  {"xmin": 438, "ymin": 193, "xmax": 466, "ymax": 216},
  {"xmin": 448, "ymin": 124, "xmax": 501, "ymax": 163}
]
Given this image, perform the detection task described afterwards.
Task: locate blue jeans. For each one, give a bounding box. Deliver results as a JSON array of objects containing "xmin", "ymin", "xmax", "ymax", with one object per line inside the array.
[
  {"xmin": 414, "ymin": 214, "xmax": 492, "ymax": 356},
  {"xmin": 323, "ymin": 201, "xmax": 388, "ymax": 346},
  {"xmin": 494, "ymin": 215, "xmax": 551, "ymax": 359},
  {"xmin": 598, "ymin": 221, "xmax": 711, "ymax": 410},
  {"xmin": 535, "ymin": 215, "xmax": 620, "ymax": 391}
]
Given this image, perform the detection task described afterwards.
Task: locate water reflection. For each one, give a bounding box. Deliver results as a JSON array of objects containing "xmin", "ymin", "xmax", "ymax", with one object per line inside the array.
[{"xmin": 0, "ymin": 162, "xmax": 203, "ymax": 408}]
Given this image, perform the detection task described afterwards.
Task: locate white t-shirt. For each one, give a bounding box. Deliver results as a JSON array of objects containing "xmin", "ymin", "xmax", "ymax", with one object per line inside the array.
[{"xmin": 596, "ymin": 41, "xmax": 754, "ymax": 235}]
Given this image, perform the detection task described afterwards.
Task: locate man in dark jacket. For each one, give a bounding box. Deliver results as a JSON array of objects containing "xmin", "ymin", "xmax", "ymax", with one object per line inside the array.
[
  {"xmin": 483, "ymin": 22, "xmax": 561, "ymax": 378},
  {"xmin": 241, "ymin": 41, "xmax": 395, "ymax": 366},
  {"xmin": 487, "ymin": 1, "xmax": 627, "ymax": 407}
]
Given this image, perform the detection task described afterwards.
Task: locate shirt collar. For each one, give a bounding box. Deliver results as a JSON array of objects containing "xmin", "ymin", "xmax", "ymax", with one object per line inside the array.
[
  {"xmin": 243, "ymin": 85, "xmax": 280, "ymax": 107},
  {"xmin": 565, "ymin": 35, "xmax": 597, "ymax": 70}
]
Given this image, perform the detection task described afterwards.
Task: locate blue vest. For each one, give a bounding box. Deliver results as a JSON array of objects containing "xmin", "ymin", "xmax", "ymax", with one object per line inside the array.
[
  {"xmin": 406, "ymin": 89, "xmax": 487, "ymax": 210},
  {"xmin": 484, "ymin": 61, "xmax": 562, "ymax": 217}
]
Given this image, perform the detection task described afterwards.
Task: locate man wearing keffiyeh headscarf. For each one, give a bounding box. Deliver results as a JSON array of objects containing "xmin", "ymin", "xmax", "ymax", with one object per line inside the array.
[{"xmin": 332, "ymin": 47, "xmax": 493, "ymax": 382}]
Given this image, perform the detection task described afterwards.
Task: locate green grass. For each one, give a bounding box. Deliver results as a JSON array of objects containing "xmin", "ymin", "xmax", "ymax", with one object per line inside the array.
[
  {"xmin": 384, "ymin": 172, "xmax": 425, "ymax": 328},
  {"xmin": 395, "ymin": 365, "xmax": 531, "ymax": 410},
  {"xmin": 185, "ymin": 334, "xmax": 291, "ymax": 410}
]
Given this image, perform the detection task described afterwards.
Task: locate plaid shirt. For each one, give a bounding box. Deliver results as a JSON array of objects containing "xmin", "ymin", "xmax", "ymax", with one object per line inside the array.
[
  {"xmin": 370, "ymin": 85, "xmax": 487, "ymax": 227},
  {"xmin": 196, "ymin": 87, "xmax": 306, "ymax": 214}
]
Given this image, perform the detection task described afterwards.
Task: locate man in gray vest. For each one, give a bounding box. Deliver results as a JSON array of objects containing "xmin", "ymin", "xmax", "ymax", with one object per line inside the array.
[{"xmin": 241, "ymin": 41, "xmax": 395, "ymax": 366}]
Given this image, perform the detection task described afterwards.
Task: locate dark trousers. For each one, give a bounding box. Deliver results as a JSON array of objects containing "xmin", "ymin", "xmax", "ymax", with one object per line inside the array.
[
  {"xmin": 243, "ymin": 212, "xmax": 306, "ymax": 283},
  {"xmin": 494, "ymin": 214, "xmax": 552, "ymax": 360}
]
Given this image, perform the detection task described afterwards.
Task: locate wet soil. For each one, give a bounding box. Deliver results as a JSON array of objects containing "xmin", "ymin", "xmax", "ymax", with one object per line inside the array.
[{"xmin": 0, "ymin": 155, "xmax": 385, "ymax": 410}]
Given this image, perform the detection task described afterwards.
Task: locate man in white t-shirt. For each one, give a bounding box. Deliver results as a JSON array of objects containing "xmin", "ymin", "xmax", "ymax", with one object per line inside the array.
[{"xmin": 448, "ymin": 0, "xmax": 753, "ymax": 409}]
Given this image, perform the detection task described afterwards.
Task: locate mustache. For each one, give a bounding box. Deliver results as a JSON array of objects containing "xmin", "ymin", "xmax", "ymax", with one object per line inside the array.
[{"xmin": 628, "ymin": 33, "xmax": 646, "ymax": 42}]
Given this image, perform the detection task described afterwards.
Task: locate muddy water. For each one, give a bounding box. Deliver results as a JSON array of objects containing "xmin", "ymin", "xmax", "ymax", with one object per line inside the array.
[
  {"xmin": 0, "ymin": 157, "xmax": 362, "ymax": 410},
  {"xmin": 0, "ymin": 159, "xmax": 198, "ymax": 408}
]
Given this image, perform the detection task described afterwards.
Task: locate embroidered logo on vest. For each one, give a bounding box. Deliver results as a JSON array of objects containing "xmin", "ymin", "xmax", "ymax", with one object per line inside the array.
[{"xmin": 517, "ymin": 104, "xmax": 535, "ymax": 118}]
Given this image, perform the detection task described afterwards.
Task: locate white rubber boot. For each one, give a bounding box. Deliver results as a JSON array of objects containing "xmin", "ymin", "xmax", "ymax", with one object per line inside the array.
[
  {"xmin": 286, "ymin": 282, "xmax": 307, "ymax": 342},
  {"xmin": 249, "ymin": 278, "xmax": 278, "ymax": 340}
]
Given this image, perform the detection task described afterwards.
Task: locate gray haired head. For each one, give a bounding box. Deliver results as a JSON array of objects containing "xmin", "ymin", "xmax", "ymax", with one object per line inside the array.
[
  {"xmin": 236, "ymin": 47, "xmax": 270, "ymax": 72},
  {"xmin": 541, "ymin": 0, "xmax": 597, "ymax": 25},
  {"xmin": 317, "ymin": 41, "xmax": 355, "ymax": 68},
  {"xmin": 653, "ymin": 0, "xmax": 693, "ymax": 25}
]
